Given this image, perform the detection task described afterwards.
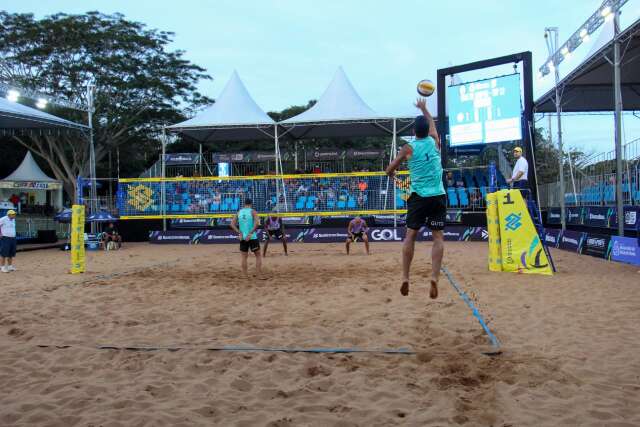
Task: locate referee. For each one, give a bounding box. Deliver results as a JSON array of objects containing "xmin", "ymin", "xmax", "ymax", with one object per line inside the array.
[{"xmin": 506, "ymin": 146, "xmax": 529, "ymax": 196}]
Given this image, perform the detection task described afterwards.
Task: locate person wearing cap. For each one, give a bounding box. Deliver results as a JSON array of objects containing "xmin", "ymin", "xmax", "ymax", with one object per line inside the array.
[
  {"xmin": 507, "ymin": 147, "xmax": 529, "ymax": 195},
  {"xmin": 0, "ymin": 210, "xmax": 17, "ymax": 273}
]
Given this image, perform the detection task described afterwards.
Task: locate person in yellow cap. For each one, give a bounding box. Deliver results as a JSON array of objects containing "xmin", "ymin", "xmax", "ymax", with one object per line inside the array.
[
  {"xmin": 0, "ymin": 210, "xmax": 17, "ymax": 273},
  {"xmin": 507, "ymin": 147, "xmax": 529, "ymax": 196}
]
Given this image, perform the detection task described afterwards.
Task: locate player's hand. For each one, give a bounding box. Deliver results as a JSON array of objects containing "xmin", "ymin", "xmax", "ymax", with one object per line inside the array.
[
  {"xmin": 244, "ymin": 235, "xmax": 251, "ymax": 242},
  {"xmin": 414, "ymin": 97, "xmax": 427, "ymax": 112},
  {"xmin": 506, "ymin": 178, "xmax": 512, "ymax": 184},
  {"xmin": 238, "ymin": 233, "xmax": 243, "ymax": 241}
]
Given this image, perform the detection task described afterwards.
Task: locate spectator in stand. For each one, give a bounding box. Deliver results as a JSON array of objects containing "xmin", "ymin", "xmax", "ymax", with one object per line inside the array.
[
  {"xmin": 358, "ymin": 180, "xmax": 368, "ymax": 193},
  {"xmin": 357, "ymin": 192, "xmax": 366, "ymax": 208},
  {"xmin": 296, "ymin": 182, "xmax": 308, "ymax": 196},
  {"xmin": 446, "ymin": 171, "xmax": 455, "ymax": 188}
]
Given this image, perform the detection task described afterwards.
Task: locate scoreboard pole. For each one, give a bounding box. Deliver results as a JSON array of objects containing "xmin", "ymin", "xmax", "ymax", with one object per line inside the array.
[{"xmin": 436, "ymin": 52, "xmax": 538, "ymax": 205}]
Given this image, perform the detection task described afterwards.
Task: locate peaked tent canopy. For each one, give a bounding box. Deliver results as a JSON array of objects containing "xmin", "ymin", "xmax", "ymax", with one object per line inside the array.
[
  {"xmin": 535, "ymin": 17, "xmax": 640, "ymax": 113},
  {"xmin": 280, "ymin": 67, "xmax": 415, "ymax": 139},
  {"xmin": 3, "ymin": 151, "xmax": 59, "ymax": 182},
  {"xmin": 0, "ymin": 97, "xmax": 87, "ymax": 131},
  {"xmin": 168, "ymin": 71, "xmax": 276, "ymax": 142}
]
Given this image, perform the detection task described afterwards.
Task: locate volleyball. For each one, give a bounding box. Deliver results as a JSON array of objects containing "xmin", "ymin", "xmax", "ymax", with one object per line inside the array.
[{"xmin": 417, "ymin": 79, "xmax": 435, "ymax": 97}]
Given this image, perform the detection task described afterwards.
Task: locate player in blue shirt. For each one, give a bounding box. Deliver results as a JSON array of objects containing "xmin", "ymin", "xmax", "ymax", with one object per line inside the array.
[
  {"xmin": 386, "ymin": 98, "xmax": 445, "ymax": 299},
  {"xmin": 230, "ymin": 199, "xmax": 262, "ymax": 278}
]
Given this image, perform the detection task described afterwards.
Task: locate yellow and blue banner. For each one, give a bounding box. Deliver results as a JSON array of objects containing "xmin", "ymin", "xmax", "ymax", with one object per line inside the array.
[
  {"xmin": 70, "ymin": 204, "xmax": 85, "ymax": 274},
  {"xmin": 487, "ymin": 190, "xmax": 553, "ymax": 275},
  {"xmin": 486, "ymin": 192, "xmax": 502, "ymax": 272}
]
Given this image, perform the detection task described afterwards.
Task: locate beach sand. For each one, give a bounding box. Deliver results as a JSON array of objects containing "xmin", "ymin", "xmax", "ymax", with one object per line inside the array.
[{"xmin": 0, "ymin": 241, "xmax": 639, "ymax": 426}]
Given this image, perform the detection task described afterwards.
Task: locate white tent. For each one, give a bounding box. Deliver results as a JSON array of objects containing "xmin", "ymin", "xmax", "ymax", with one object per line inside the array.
[
  {"xmin": 168, "ymin": 70, "xmax": 276, "ymax": 141},
  {"xmin": 1, "ymin": 151, "xmax": 63, "ymax": 211},
  {"xmin": 280, "ymin": 67, "xmax": 414, "ymax": 139},
  {"xmin": 0, "ymin": 97, "xmax": 87, "ymax": 131}
]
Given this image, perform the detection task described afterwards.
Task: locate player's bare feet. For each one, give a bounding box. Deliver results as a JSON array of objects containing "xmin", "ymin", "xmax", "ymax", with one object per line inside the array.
[
  {"xmin": 429, "ymin": 279, "xmax": 438, "ymax": 299},
  {"xmin": 400, "ymin": 281, "xmax": 409, "ymax": 296}
]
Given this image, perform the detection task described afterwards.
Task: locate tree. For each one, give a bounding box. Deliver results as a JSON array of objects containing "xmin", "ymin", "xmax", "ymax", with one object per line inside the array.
[{"xmin": 0, "ymin": 11, "xmax": 212, "ymax": 199}]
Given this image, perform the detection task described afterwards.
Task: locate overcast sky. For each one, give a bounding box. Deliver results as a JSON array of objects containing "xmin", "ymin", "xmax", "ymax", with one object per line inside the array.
[{"xmin": 3, "ymin": 0, "xmax": 640, "ymax": 155}]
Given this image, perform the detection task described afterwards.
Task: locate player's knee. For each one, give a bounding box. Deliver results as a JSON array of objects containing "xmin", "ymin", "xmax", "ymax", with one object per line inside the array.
[{"xmin": 432, "ymin": 230, "xmax": 444, "ymax": 241}]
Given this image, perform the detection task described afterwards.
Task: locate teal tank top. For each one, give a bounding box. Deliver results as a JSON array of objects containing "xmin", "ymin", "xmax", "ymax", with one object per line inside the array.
[
  {"xmin": 238, "ymin": 207, "xmax": 257, "ymax": 240},
  {"xmin": 408, "ymin": 137, "xmax": 445, "ymax": 198}
]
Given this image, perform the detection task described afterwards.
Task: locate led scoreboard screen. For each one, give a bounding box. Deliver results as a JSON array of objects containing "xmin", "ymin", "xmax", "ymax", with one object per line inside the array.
[{"xmin": 447, "ymin": 74, "xmax": 523, "ymax": 147}]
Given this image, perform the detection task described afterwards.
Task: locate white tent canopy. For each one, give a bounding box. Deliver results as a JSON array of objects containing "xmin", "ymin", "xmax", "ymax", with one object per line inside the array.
[
  {"xmin": 4, "ymin": 151, "xmax": 58, "ymax": 182},
  {"xmin": 168, "ymin": 70, "xmax": 276, "ymax": 142},
  {"xmin": 280, "ymin": 67, "xmax": 414, "ymax": 139},
  {"xmin": 1, "ymin": 151, "xmax": 63, "ymax": 211},
  {"xmin": 0, "ymin": 97, "xmax": 87, "ymax": 131}
]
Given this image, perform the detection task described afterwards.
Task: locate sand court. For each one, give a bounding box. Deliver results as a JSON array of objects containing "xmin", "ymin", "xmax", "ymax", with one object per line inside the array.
[{"xmin": 0, "ymin": 242, "xmax": 639, "ymax": 426}]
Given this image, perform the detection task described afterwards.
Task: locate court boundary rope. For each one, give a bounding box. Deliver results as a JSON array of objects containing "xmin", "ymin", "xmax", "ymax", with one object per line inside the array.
[{"xmin": 441, "ymin": 266, "xmax": 502, "ymax": 355}]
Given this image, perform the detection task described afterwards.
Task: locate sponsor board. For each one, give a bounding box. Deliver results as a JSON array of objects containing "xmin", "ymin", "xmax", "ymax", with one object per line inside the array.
[
  {"xmin": 566, "ymin": 207, "xmax": 586, "ymax": 226},
  {"xmin": 610, "ymin": 236, "xmax": 640, "ymax": 266},
  {"xmin": 580, "ymin": 233, "xmax": 611, "ymax": 259},
  {"xmin": 557, "ymin": 230, "xmax": 586, "ymax": 253},
  {"xmin": 547, "ymin": 206, "xmax": 639, "ymax": 231},
  {"xmin": 150, "ymin": 226, "xmax": 488, "ymax": 244},
  {"xmin": 543, "ymin": 228, "xmax": 561, "ymax": 248},
  {"xmin": 170, "ymin": 218, "xmax": 216, "ymax": 228},
  {"xmin": 547, "ymin": 208, "xmax": 562, "ymax": 224}
]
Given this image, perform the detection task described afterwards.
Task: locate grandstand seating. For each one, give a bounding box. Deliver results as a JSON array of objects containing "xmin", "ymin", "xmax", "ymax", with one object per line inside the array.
[{"xmin": 118, "ymin": 166, "xmax": 514, "ymax": 216}]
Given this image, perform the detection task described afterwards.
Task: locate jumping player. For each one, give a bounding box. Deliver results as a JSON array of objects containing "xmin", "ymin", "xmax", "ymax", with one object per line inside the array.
[
  {"xmin": 385, "ymin": 98, "xmax": 445, "ymax": 299},
  {"xmin": 345, "ymin": 216, "xmax": 370, "ymax": 255},
  {"xmin": 263, "ymin": 215, "xmax": 288, "ymax": 257},
  {"xmin": 230, "ymin": 199, "xmax": 262, "ymax": 277}
]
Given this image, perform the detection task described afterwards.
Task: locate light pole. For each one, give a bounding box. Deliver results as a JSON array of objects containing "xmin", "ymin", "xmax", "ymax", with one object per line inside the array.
[
  {"xmin": 613, "ymin": 9, "xmax": 624, "ymax": 236},
  {"xmin": 544, "ymin": 27, "xmax": 566, "ymax": 231},
  {"xmin": 86, "ymin": 83, "xmax": 98, "ymax": 232}
]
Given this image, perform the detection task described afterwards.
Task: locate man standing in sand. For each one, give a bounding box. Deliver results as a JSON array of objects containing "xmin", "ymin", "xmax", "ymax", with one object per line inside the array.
[
  {"xmin": 346, "ymin": 216, "xmax": 370, "ymax": 255},
  {"xmin": 230, "ymin": 199, "xmax": 262, "ymax": 278},
  {"xmin": 0, "ymin": 210, "xmax": 17, "ymax": 273},
  {"xmin": 263, "ymin": 215, "xmax": 288, "ymax": 257},
  {"xmin": 386, "ymin": 98, "xmax": 445, "ymax": 299}
]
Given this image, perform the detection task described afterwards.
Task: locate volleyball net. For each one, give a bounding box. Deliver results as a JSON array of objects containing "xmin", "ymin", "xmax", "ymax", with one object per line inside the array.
[{"xmin": 116, "ymin": 171, "xmax": 412, "ymax": 219}]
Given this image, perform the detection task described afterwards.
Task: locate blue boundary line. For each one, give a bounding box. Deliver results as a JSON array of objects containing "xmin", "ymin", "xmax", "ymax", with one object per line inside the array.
[{"xmin": 441, "ymin": 266, "xmax": 501, "ymax": 352}]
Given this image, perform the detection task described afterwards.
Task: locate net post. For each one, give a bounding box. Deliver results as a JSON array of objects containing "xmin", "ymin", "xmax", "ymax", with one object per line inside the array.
[{"xmin": 161, "ymin": 127, "xmax": 167, "ymax": 231}]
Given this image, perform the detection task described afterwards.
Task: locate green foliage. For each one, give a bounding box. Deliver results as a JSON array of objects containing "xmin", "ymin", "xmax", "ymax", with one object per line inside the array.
[{"xmin": 0, "ymin": 11, "xmax": 212, "ymax": 198}]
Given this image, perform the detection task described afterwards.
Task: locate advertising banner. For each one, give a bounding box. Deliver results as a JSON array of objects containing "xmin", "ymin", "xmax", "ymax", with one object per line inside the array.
[
  {"xmin": 543, "ymin": 228, "xmax": 561, "ymax": 248},
  {"xmin": 164, "ymin": 153, "xmax": 201, "ymax": 165},
  {"xmin": 584, "ymin": 206, "xmax": 616, "ymax": 229},
  {"xmin": 345, "ymin": 149, "xmax": 386, "ymax": 159},
  {"xmin": 70, "ymin": 205, "xmax": 85, "ymax": 274},
  {"xmin": 610, "ymin": 236, "xmax": 640, "ymax": 265},
  {"xmin": 496, "ymin": 190, "xmax": 552, "ymax": 275},
  {"xmin": 546, "ymin": 208, "xmax": 562, "ymax": 225},
  {"xmin": 170, "ymin": 218, "xmax": 216, "ymax": 228},
  {"xmin": 566, "ymin": 206, "xmax": 586, "ymax": 226},
  {"xmin": 581, "ymin": 233, "xmax": 612, "ymax": 259},
  {"xmin": 310, "ymin": 150, "xmax": 345, "ymax": 161},
  {"xmin": 558, "ymin": 230, "xmax": 586, "ymax": 253},
  {"xmin": 150, "ymin": 226, "xmax": 488, "ymax": 244},
  {"xmin": 623, "ymin": 206, "xmax": 639, "ymax": 231}
]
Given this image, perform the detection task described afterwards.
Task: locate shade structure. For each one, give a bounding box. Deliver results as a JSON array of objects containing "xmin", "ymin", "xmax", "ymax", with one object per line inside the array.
[
  {"xmin": 535, "ymin": 17, "xmax": 640, "ymax": 113},
  {"xmin": 280, "ymin": 67, "xmax": 415, "ymax": 139},
  {"xmin": 54, "ymin": 208, "xmax": 73, "ymax": 223},
  {"xmin": 87, "ymin": 210, "xmax": 119, "ymax": 223},
  {"xmin": 168, "ymin": 71, "xmax": 276, "ymax": 142},
  {"xmin": 4, "ymin": 151, "xmax": 58, "ymax": 182},
  {"xmin": 0, "ymin": 97, "xmax": 87, "ymax": 131}
]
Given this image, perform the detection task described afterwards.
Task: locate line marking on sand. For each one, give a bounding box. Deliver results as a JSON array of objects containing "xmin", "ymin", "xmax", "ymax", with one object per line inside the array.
[
  {"xmin": 35, "ymin": 344, "xmax": 416, "ymax": 355},
  {"xmin": 441, "ymin": 266, "xmax": 502, "ymax": 355}
]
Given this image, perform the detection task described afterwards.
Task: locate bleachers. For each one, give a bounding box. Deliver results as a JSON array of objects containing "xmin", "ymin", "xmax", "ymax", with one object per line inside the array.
[{"xmin": 118, "ymin": 166, "xmax": 502, "ymax": 217}]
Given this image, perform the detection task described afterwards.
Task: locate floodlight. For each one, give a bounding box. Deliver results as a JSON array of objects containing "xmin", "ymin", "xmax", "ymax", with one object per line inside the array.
[{"xmin": 7, "ymin": 89, "xmax": 19, "ymax": 102}]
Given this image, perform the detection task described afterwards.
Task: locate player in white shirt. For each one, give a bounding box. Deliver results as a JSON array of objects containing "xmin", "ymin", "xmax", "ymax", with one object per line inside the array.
[
  {"xmin": 506, "ymin": 146, "xmax": 529, "ymax": 196},
  {"xmin": 0, "ymin": 210, "xmax": 17, "ymax": 273}
]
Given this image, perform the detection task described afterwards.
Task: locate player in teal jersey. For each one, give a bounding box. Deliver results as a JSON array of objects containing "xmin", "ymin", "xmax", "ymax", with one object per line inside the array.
[
  {"xmin": 386, "ymin": 98, "xmax": 445, "ymax": 299},
  {"xmin": 230, "ymin": 199, "xmax": 263, "ymax": 278}
]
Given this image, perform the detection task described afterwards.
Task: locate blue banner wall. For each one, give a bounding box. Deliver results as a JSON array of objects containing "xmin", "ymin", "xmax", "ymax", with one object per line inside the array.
[{"xmin": 610, "ymin": 236, "xmax": 640, "ymax": 266}]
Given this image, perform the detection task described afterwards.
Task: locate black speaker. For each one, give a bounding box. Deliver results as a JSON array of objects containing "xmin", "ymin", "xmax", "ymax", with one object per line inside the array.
[{"xmin": 37, "ymin": 229, "xmax": 58, "ymax": 244}]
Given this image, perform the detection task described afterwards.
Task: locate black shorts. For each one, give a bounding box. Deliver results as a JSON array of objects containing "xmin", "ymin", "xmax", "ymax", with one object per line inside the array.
[
  {"xmin": 350, "ymin": 231, "xmax": 364, "ymax": 242},
  {"xmin": 267, "ymin": 229, "xmax": 283, "ymax": 240},
  {"xmin": 0, "ymin": 237, "xmax": 17, "ymax": 258},
  {"xmin": 240, "ymin": 239, "xmax": 260, "ymax": 253},
  {"xmin": 406, "ymin": 193, "xmax": 446, "ymax": 231}
]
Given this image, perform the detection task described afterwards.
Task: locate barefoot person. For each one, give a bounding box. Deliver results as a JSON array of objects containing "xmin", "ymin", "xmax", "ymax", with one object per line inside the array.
[
  {"xmin": 263, "ymin": 215, "xmax": 288, "ymax": 257},
  {"xmin": 345, "ymin": 216, "xmax": 370, "ymax": 255},
  {"xmin": 230, "ymin": 199, "xmax": 262, "ymax": 277},
  {"xmin": 386, "ymin": 98, "xmax": 445, "ymax": 299},
  {"xmin": 0, "ymin": 210, "xmax": 17, "ymax": 273}
]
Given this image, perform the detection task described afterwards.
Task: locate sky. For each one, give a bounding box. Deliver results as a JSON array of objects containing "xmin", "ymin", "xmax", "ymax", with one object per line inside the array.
[{"xmin": 3, "ymin": 0, "xmax": 640, "ymax": 156}]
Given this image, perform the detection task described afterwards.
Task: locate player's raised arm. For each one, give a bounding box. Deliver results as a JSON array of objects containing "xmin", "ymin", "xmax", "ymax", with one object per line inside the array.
[
  {"xmin": 385, "ymin": 144, "xmax": 412, "ymax": 177},
  {"xmin": 414, "ymin": 98, "xmax": 440, "ymax": 150}
]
